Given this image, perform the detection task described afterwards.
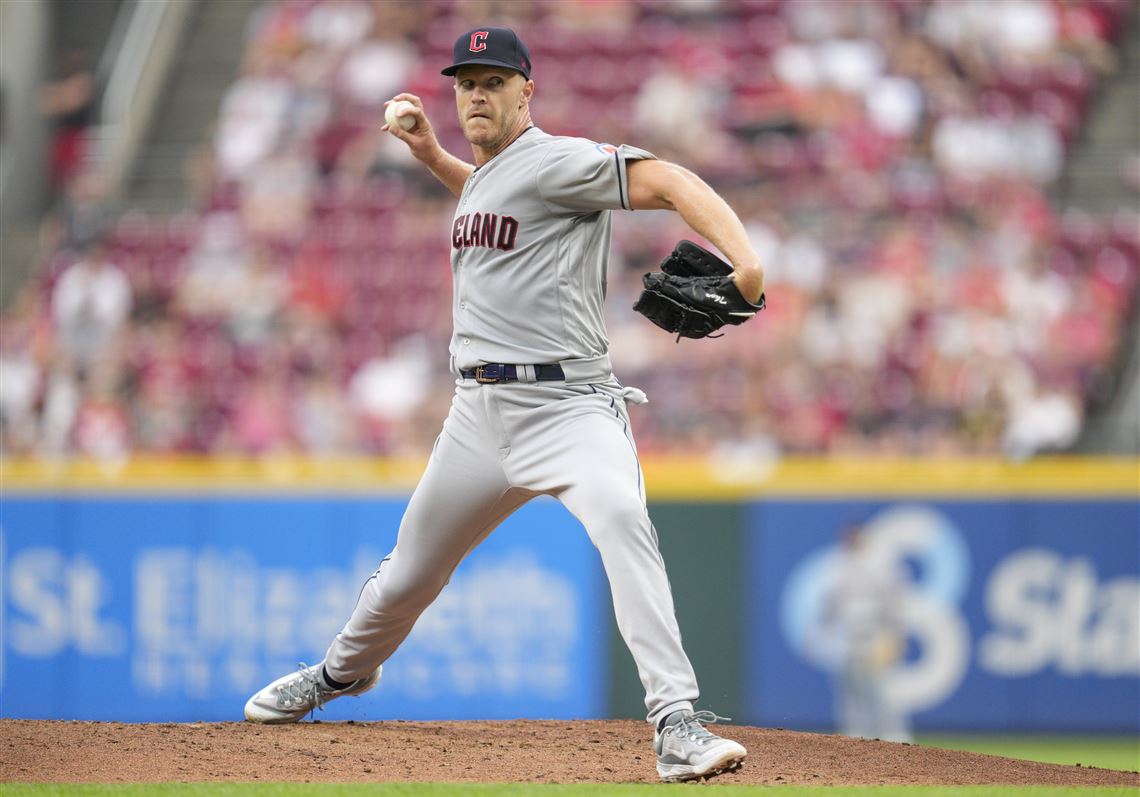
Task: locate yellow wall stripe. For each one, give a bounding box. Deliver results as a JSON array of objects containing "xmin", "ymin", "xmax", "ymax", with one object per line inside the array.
[{"xmin": 1, "ymin": 456, "xmax": 1136, "ymax": 498}]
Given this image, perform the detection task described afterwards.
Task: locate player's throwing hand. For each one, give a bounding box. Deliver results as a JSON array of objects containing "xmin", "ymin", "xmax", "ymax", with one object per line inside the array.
[{"xmin": 382, "ymin": 94, "xmax": 437, "ymax": 157}]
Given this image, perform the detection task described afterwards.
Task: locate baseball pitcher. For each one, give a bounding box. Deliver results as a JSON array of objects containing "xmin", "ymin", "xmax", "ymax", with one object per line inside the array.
[{"xmin": 244, "ymin": 26, "xmax": 766, "ymax": 783}]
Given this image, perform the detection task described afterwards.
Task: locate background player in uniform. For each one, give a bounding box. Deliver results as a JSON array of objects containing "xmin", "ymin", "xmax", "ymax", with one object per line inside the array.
[
  {"xmin": 244, "ymin": 27, "xmax": 765, "ymax": 783},
  {"xmin": 819, "ymin": 520, "xmax": 913, "ymax": 743}
]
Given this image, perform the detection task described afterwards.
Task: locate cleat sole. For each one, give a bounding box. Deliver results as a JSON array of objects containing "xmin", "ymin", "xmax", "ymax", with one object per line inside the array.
[{"xmin": 659, "ymin": 754, "xmax": 746, "ymax": 783}]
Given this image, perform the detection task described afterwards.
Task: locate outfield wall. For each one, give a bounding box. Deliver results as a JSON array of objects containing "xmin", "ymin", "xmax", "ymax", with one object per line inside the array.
[
  {"xmin": 0, "ymin": 494, "xmax": 609, "ymax": 722},
  {"xmin": 1, "ymin": 457, "xmax": 1136, "ymax": 730}
]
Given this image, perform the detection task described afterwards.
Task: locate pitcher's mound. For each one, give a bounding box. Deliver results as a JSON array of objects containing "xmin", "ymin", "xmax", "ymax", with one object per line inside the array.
[{"xmin": 1, "ymin": 719, "xmax": 1136, "ymax": 786}]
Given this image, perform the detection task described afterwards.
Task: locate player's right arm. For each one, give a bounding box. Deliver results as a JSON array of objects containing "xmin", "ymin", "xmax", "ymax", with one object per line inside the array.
[{"xmin": 383, "ymin": 93, "xmax": 473, "ymax": 197}]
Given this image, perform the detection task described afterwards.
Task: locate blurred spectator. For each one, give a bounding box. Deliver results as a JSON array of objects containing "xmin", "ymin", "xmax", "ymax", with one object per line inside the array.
[
  {"xmin": 51, "ymin": 242, "xmax": 132, "ymax": 371},
  {"xmin": 634, "ymin": 64, "xmax": 711, "ymax": 157},
  {"xmin": 72, "ymin": 364, "xmax": 131, "ymax": 464},
  {"xmin": 1055, "ymin": 0, "xmax": 1119, "ymax": 73},
  {"xmin": 226, "ymin": 244, "xmax": 289, "ymax": 345},
  {"xmin": 925, "ymin": 0, "xmax": 1056, "ymax": 59},
  {"xmin": 288, "ymin": 240, "xmax": 347, "ymax": 320},
  {"xmin": 133, "ymin": 369, "xmax": 192, "ymax": 452},
  {"xmin": 0, "ymin": 303, "xmax": 43, "ymax": 454},
  {"xmin": 38, "ymin": 359, "xmax": 83, "ymax": 456},
  {"xmin": 865, "ymin": 75, "xmax": 924, "ymax": 138},
  {"xmin": 40, "ymin": 170, "xmax": 111, "ymax": 254},
  {"xmin": 932, "ymin": 115, "xmax": 1063, "ymax": 184},
  {"xmin": 292, "ymin": 370, "xmax": 356, "ymax": 453},
  {"xmin": 130, "ymin": 319, "xmax": 192, "ymax": 452},
  {"xmin": 228, "ymin": 371, "xmax": 294, "ymax": 454},
  {"xmin": 240, "ymin": 143, "xmax": 316, "ymax": 239},
  {"xmin": 39, "ymin": 49, "xmax": 95, "ymax": 193},
  {"xmin": 544, "ymin": 0, "xmax": 637, "ymax": 33},
  {"xmin": 214, "ymin": 53, "xmax": 294, "ymax": 180},
  {"xmin": 1002, "ymin": 383, "xmax": 1083, "ymax": 459},
  {"xmin": 304, "ymin": 0, "xmax": 373, "ymax": 53},
  {"xmin": 3, "ymin": 0, "xmax": 1136, "ymax": 460},
  {"xmin": 1122, "ymin": 152, "xmax": 1140, "ymax": 192},
  {"xmin": 992, "ymin": 0, "xmax": 1060, "ymax": 56},
  {"xmin": 178, "ymin": 212, "xmax": 249, "ymax": 317},
  {"xmin": 338, "ymin": 27, "xmax": 416, "ymax": 107},
  {"xmin": 349, "ymin": 336, "xmax": 434, "ymax": 452}
]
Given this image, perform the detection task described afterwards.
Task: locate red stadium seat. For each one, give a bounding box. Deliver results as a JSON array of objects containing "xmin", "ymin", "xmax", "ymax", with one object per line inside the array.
[
  {"xmin": 1048, "ymin": 56, "xmax": 1093, "ymax": 108},
  {"xmin": 1058, "ymin": 209, "xmax": 1105, "ymax": 258},
  {"xmin": 1046, "ymin": 245, "xmax": 1080, "ymax": 280},
  {"xmin": 744, "ymin": 14, "xmax": 790, "ymax": 54},
  {"xmin": 978, "ymin": 89, "xmax": 1020, "ymax": 120},
  {"xmin": 995, "ymin": 60, "xmax": 1047, "ymax": 103},
  {"xmin": 1108, "ymin": 210, "xmax": 1140, "ymax": 256},
  {"xmin": 1032, "ymin": 90, "xmax": 1081, "ymax": 147}
]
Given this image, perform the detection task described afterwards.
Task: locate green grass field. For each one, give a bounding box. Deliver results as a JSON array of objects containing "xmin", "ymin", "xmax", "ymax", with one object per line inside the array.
[
  {"xmin": 916, "ymin": 735, "xmax": 1139, "ymax": 773},
  {"xmin": 2, "ymin": 786, "xmax": 1138, "ymax": 797}
]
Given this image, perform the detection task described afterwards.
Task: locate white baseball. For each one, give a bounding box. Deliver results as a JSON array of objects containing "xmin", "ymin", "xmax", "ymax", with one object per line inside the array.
[{"xmin": 385, "ymin": 100, "xmax": 416, "ymax": 131}]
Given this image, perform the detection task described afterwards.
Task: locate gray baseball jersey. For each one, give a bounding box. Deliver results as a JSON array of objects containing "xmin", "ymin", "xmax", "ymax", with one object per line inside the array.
[
  {"xmin": 318, "ymin": 127, "xmax": 701, "ymax": 726},
  {"xmin": 449, "ymin": 127, "xmax": 654, "ymax": 382}
]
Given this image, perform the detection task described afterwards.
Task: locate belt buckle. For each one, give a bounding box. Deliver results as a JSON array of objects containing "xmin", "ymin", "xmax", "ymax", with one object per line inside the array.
[{"xmin": 475, "ymin": 365, "xmax": 500, "ymax": 384}]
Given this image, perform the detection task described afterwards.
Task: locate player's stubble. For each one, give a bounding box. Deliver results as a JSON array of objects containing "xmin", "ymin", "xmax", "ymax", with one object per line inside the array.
[{"xmin": 454, "ymin": 65, "xmax": 534, "ymax": 162}]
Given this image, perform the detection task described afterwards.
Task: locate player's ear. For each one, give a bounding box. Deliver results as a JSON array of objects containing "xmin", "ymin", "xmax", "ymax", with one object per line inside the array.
[{"xmin": 521, "ymin": 79, "xmax": 534, "ymax": 105}]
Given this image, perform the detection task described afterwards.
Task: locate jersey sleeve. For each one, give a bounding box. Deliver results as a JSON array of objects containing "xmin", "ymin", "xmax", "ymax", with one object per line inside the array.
[{"xmin": 536, "ymin": 138, "xmax": 656, "ymax": 213}]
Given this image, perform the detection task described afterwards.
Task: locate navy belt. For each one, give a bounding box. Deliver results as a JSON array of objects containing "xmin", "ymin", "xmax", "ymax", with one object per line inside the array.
[{"xmin": 461, "ymin": 363, "xmax": 565, "ymax": 384}]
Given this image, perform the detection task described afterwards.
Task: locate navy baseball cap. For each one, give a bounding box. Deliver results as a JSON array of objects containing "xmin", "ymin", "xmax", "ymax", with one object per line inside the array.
[{"xmin": 441, "ymin": 27, "xmax": 532, "ymax": 80}]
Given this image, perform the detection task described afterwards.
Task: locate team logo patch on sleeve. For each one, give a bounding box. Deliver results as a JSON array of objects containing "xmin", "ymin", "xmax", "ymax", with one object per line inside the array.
[{"xmin": 596, "ymin": 143, "xmax": 618, "ymax": 156}]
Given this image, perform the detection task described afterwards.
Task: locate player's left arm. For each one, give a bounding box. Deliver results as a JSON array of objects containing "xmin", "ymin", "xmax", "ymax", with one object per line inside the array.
[{"xmin": 626, "ymin": 159, "xmax": 764, "ymax": 304}]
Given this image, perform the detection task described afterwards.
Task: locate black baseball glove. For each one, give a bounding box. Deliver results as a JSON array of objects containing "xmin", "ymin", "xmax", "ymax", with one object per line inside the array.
[{"xmin": 632, "ymin": 240, "xmax": 765, "ymax": 340}]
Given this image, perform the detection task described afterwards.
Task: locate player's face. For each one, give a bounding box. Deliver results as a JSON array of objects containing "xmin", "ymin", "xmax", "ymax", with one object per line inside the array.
[{"xmin": 454, "ymin": 66, "xmax": 532, "ymax": 148}]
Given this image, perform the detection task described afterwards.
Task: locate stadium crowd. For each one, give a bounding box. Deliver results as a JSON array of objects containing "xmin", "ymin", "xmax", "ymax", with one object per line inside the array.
[{"xmin": 2, "ymin": 0, "xmax": 1137, "ymax": 463}]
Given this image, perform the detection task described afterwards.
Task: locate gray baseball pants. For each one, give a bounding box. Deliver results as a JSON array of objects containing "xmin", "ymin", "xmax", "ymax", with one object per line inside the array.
[{"xmin": 323, "ymin": 376, "xmax": 699, "ymax": 724}]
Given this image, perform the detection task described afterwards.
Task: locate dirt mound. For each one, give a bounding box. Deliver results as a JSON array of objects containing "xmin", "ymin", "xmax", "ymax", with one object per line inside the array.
[{"xmin": 1, "ymin": 719, "xmax": 1136, "ymax": 786}]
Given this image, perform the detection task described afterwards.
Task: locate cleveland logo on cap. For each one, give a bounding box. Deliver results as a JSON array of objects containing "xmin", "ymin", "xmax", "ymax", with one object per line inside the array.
[{"xmin": 442, "ymin": 26, "xmax": 533, "ymax": 80}]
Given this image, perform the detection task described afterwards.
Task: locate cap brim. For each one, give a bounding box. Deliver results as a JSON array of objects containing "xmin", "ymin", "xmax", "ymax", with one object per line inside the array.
[{"xmin": 442, "ymin": 58, "xmax": 529, "ymax": 77}]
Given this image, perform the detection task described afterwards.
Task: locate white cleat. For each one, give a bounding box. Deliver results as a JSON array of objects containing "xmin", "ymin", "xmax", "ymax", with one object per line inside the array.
[
  {"xmin": 244, "ymin": 661, "xmax": 381, "ymax": 724},
  {"xmin": 654, "ymin": 710, "xmax": 747, "ymax": 782}
]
